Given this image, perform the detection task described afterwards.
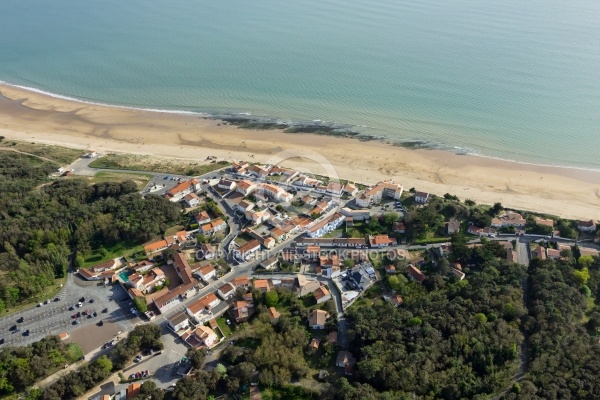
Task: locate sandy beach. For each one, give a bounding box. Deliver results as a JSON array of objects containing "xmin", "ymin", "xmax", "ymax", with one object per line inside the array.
[{"xmin": 1, "ymin": 83, "xmax": 599, "ymax": 220}]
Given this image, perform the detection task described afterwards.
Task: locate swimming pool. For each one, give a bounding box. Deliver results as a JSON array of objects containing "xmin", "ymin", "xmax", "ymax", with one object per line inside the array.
[{"xmin": 118, "ymin": 270, "xmax": 132, "ymax": 282}]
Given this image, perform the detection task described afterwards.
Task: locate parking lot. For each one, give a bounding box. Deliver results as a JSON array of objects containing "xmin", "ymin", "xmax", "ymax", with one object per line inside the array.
[
  {"xmin": 141, "ymin": 174, "xmax": 191, "ymax": 196},
  {"xmin": 114, "ymin": 323, "xmax": 189, "ymax": 391},
  {"xmin": 0, "ymin": 273, "xmax": 138, "ymax": 348}
]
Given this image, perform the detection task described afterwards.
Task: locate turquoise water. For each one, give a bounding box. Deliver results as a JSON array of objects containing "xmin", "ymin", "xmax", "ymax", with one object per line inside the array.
[
  {"xmin": 1, "ymin": 0, "xmax": 600, "ymax": 169},
  {"xmin": 119, "ymin": 271, "xmax": 132, "ymax": 283}
]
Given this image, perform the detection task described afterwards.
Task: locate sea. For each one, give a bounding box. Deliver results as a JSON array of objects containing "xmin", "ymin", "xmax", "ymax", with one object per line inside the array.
[{"xmin": 1, "ymin": 0, "xmax": 600, "ymax": 170}]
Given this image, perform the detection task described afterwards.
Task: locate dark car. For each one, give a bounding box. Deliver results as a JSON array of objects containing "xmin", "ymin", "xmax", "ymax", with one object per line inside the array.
[
  {"xmin": 102, "ymin": 308, "xmax": 108, "ymax": 313},
  {"xmin": 89, "ymin": 299, "xmax": 94, "ymax": 303},
  {"xmin": 9, "ymin": 325, "xmax": 17, "ymax": 331},
  {"xmin": 0, "ymin": 338, "xmax": 5, "ymax": 345},
  {"xmin": 79, "ymin": 297, "xmax": 85, "ymax": 302},
  {"xmin": 23, "ymin": 330, "xmax": 30, "ymax": 336},
  {"xmin": 97, "ymin": 320, "xmax": 104, "ymax": 327},
  {"xmin": 17, "ymin": 317, "xmax": 24, "ymax": 323},
  {"xmin": 93, "ymin": 312, "xmax": 97, "ymax": 317},
  {"xmin": 54, "ymin": 297, "xmax": 60, "ymax": 302},
  {"xmin": 69, "ymin": 306, "xmax": 74, "ymax": 311}
]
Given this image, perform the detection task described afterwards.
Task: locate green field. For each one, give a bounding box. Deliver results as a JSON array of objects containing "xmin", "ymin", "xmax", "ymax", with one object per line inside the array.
[{"xmin": 83, "ymin": 240, "xmax": 144, "ymax": 267}]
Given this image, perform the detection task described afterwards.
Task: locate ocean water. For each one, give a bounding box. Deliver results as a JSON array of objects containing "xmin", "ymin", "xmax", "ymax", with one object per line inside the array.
[{"xmin": 1, "ymin": 0, "xmax": 600, "ymax": 170}]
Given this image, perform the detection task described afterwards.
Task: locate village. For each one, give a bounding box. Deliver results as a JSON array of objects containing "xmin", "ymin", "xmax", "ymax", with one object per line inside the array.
[{"xmin": 57, "ymin": 156, "xmax": 600, "ymax": 398}]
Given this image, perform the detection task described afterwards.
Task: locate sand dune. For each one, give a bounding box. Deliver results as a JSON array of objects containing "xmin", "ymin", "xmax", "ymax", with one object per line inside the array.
[{"xmin": 1, "ymin": 83, "xmax": 599, "ymax": 220}]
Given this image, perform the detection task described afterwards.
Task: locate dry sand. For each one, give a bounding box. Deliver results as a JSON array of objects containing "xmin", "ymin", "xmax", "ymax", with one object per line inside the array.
[{"xmin": 1, "ymin": 83, "xmax": 599, "ymax": 220}]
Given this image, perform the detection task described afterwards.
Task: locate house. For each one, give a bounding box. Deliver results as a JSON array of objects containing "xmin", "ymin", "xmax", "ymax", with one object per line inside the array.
[
  {"xmin": 368, "ymin": 235, "xmax": 397, "ymax": 248},
  {"xmin": 269, "ymin": 227, "xmax": 286, "ymax": 242},
  {"xmin": 314, "ymin": 286, "xmax": 331, "ymax": 304},
  {"xmin": 580, "ymin": 247, "xmax": 600, "ymax": 257},
  {"xmin": 186, "ymin": 293, "xmax": 221, "ymax": 322},
  {"xmin": 167, "ymin": 310, "xmax": 190, "ymax": 332},
  {"xmin": 248, "ymin": 164, "xmax": 270, "ymax": 178},
  {"xmin": 184, "ymin": 193, "xmax": 201, "ymax": 208},
  {"xmin": 267, "ymin": 307, "xmax": 280, "ymax": 321},
  {"xmin": 467, "ymin": 225, "xmax": 483, "ymax": 236},
  {"xmin": 506, "ymin": 248, "xmax": 518, "ymax": 263},
  {"xmin": 343, "ymin": 183, "xmax": 358, "ymax": 196},
  {"xmin": 388, "ymin": 294, "xmax": 403, "ymax": 307},
  {"xmin": 133, "ymin": 260, "xmax": 155, "ymax": 274},
  {"xmin": 355, "ymin": 181, "xmax": 403, "ymax": 207},
  {"xmin": 407, "ymin": 265, "xmax": 426, "ymax": 283},
  {"xmin": 336, "ymin": 351, "xmax": 357, "ymax": 368},
  {"xmin": 245, "ymin": 209, "xmax": 271, "ymax": 225},
  {"xmin": 237, "ymin": 200, "xmax": 255, "ymax": 213},
  {"xmin": 236, "ymin": 180, "xmax": 257, "ymax": 196},
  {"xmin": 414, "ymin": 191, "xmax": 430, "ymax": 204},
  {"xmin": 309, "ymin": 338, "xmax": 321, "ymax": 351},
  {"xmin": 451, "ymin": 268, "xmax": 465, "ymax": 281},
  {"xmin": 328, "ymin": 331, "xmax": 338, "ymax": 344},
  {"xmin": 78, "ymin": 258, "xmax": 120, "ymax": 281},
  {"xmin": 294, "ymin": 174, "xmax": 322, "ymax": 188},
  {"xmin": 307, "ymin": 309, "xmax": 329, "ymax": 329},
  {"xmin": 319, "ymin": 255, "xmax": 341, "ymax": 278},
  {"xmin": 340, "ymin": 207, "xmax": 371, "ymax": 221},
  {"xmin": 306, "ymin": 213, "xmax": 345, "ymax": 238},
  {"xmin": 491, "ymin": 212, "xmax": 526, "ymax": 228},
  {"xmin": 253, "ymin": 279, "xmax": 272, "ymax": 293},
  {"xmin": 199, "ymin": 243, "xmax": 216, "ymax": 260},
  {"xmin": 126, "ymin": 383, "xmax": 142, "ymax": 399},
  {"xmin": 385, "ymin": 265, "xmax": 396, "ymax": 274},
  {"xmin": 144, "ymin": 240, "xmax": 169, "ymax": 256},
  {"xmin": 259, "ymin": 183, "xmax": 293, "ymax": 203},
  {"xmin": 194, "ymin": 211, "xmax": 211, "ymax": 225},
  {"xmin": 578, "ymin": 220, "xmax": 597, "ymax": 232},
  {"xmin": 195, "ymin": 265, "xmax": 216, "ymax": 282},
  {"xmin": 231, "ymin": 300, "xmax": 255, "ymax": 323},
  {"xmin": 546, "ymin": 248, "xmax": 561, "ymax": 259},
  {"xmin": 164, "ymin": 179, "xmax": 201, "ymax": 202},
  {"xmin": 183, "ymin": 325, "xmax": 218, "ymax": 348},
  {"xmin": 393, "ymin": 222, "xmax": 406, "ymax": 233},
  {"xmin": 231, "ymin": 276, "xmax": 250, "ymax": 289},
  {"xmin": 532, "ymin": 246, "xmax": 547, "ymax": 260},
  {"xmin": 171, "ymin": 252, "xmax": 195, "ymax": 285},
  {"xmin": 217, "ymin": 283, "xmax": 236, "ymax": 300},
  {"xmin": 235, "ymin": 239, "xmax": 262, "ymax": 261},
  {"xmin": 326, "ymin": 182, "xmax": 344, "ymax": 195},
  {"xmin": 447, "ymin": 219, "xmax": 460, "ymax": 234},
  {"xmin": 482, "ymin": 227, "xmax": 497, "ymax": 237},
  {"xmin": 58, "ymin": 332, "xmax": 69, "ymax": 341},
  {"xmin": 153, "ymin": 283, "xmax": 194, "ymax": 314},
  {"xmin": 260, "ymin": 255, "xmax": 279, "ymax": 270},
  {"xmin": 200, "ymin": 218, "xmax": 227, "ymax": 235},
  {"xmin": 217, "ymin": 179, "xmax": 237, "ymax": 191}
]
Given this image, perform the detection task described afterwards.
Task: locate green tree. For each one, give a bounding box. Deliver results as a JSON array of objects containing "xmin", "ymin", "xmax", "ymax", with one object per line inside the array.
[
  {"xmin": 133, "ymin": 296, "xmax": 148, "ymax": 313},
  {"xmin": 382, "ymin": 212, "xmax": 400, "ymax": 225},
  {"xmin": 94, "ymin": 355, "xmax": 113, "ymax": 373},
  {"xmin": 572, "ymin": 267, "xmax": 590, "ymax": 285},
  {"xmin": 342, "ymin": 258, "xmax": 355, "ymax": 269},
  {"xmin": 475, "ymin": 313, "xmax": 488, "ymax": 324},
  {"xmin": 578, "ymin": 255, "xmax": 594, "ymax": 269},
  {"xmin": 186, "ymin": 348, "xmax": 206, "ymax": 369},
  {"xmin": 264, "ymin": 290, "xmax": 279, "ymax": 307}
]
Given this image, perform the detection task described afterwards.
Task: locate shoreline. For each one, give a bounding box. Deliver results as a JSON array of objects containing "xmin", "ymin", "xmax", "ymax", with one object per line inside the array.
[
  {"xmin": 0, "ymin": 82, "xmax": 599, "ymax": 220},
  {"xmin": 4, "ymin": 80, "xmax": 600, "ymax": 174}
]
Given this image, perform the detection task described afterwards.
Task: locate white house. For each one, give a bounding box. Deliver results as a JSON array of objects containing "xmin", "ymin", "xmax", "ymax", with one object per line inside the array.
[
  {"xmin": 306, "ymin": 213, "xmax": 345, "ymax": 238},
  {"xmin": 314, "ymin": 286, "xmax": 331, "ymax": 304},
  {"xmin": 217, "ymin": 282, "xmax": 236, "ymax": 300},
  {"xmin": 167, "ymin": 311, "xmax": 190, "ymax": 332},
  {"xmin": 186, "ymin": 293, "xmax": 221, "ymax": 322},
  {"xmin": 343, "ymin": 183, "xmax": 358, "ymax": 196},
  {"xmin": 237, "ymin": 200, "xmax": 255, "ymax": 213},
  {"xmin": 234, "ymin": 239, "xmax": 262, "ymax": 261},
  {"xmin": 326, "ymin": 182, "xmax": 344, "ymax": 196},
  {"xmin": 217, "ymin": 179, "xmax": 237, "ymax": 191},
  {"xmin": 199, "ymin": 243, "xmax": 216, "ymax": 260},
  {"xmin": 578, "ymin": 220, "xmax": 597, "ymax": 232},
  {"xmin": 355, "ymin": 181, "xmax": 403, "ymax": 207},
  {"xmin": 195, "ymin": 265, "xmax": 216, "ymax": 281},
  {"xmin": 164, "ymin": 179, "xmax": 201, "ymax": 202},
  {"xmin": 183, "ymin": 325, "xmax": 218, "ymax": 348},
  {"xmin": 414, "ymin": 191, "xmax": 430, "ymax": 204},
  {"xmin": 491, "ymin": 212, "xmax": 526, "ymax": 228},
  {"xmin": 184, "ymin": 193, "xmax": 201, "ymax": 208},
  {"xmin": 200, "ymin": 218, "xmax": 227, "ymax": 235},
  {"xmin": 236, "ymin": 180, "xmax": 257, "ymax": 196}
]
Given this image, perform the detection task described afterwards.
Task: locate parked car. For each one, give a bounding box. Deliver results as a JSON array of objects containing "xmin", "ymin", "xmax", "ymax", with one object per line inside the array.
[
  {"xmin": 134, "ymin": 355, "xmax": 143, "ymax": 363},
  {"xmin": 17, "ymin": 317, "xmax": 24, "ymax": 323}
]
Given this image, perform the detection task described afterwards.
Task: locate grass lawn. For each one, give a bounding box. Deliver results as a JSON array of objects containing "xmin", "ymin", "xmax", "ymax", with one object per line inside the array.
[
  {"xmin": 66, "ymin": 343, "xmax": 84, "ymax": 362},
  {"xmin": 91, "ymin": 171, "xmax": 153, "ymax": 189},
  {"xmin": 84, "ymin": 240, "xmax": 144, "ymax": 267},
  {"xmin": 164, "ymin": 225, "xmax": 185, "ymax": 237},
  {"xmin": 217, "ymin": 317, "xmax": 233, "ymax": 337}
]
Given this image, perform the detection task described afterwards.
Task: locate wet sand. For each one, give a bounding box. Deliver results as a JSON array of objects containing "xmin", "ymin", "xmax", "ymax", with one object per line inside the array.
[{"xmin": 1, "ymin": 83, "xmax": 599, "ymax": 220}]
